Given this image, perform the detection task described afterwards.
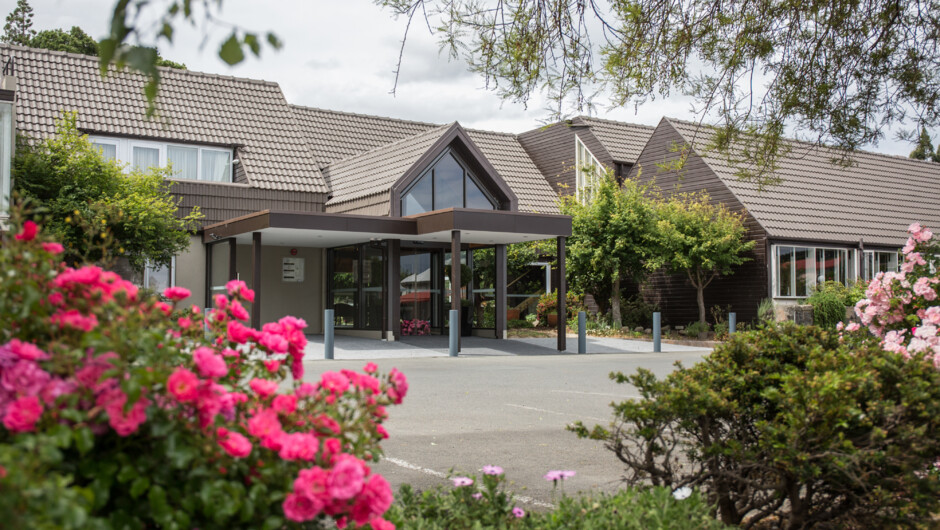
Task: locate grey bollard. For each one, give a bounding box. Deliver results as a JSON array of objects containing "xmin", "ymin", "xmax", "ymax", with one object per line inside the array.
[
  {"xmin": 578, "ymin": 311, "xmax": 586, "ymax": 354},
  {"xmin": 729, "ymin": 312, "xmax": 736, "ymax": 335},
  {"xmin": 324, "ymin": 309, "xmax": 334, "ymax": 360},
  {"xmin": 653, "ymin": 312, "xmax": 661, "ymax": 353},
  {"xmin": 449, "ymin": 309, "xmax": 459, "ymax": 357}
]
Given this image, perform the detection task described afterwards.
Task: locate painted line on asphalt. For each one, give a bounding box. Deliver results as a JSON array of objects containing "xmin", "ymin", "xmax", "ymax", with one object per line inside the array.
[
  {"xmin": 505, "ymin": 403, "xmax": 607, "ymax": 422},
  {"xmin": 384, "ymin": 457, "xmax": 555, "ymax": 509},
  {"xmin": 550, "ymin": 390, "xmax": 643, "ymax": 399}
]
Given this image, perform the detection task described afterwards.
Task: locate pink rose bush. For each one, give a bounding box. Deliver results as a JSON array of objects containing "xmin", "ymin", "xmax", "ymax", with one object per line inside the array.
[
  {"xmin": 400, "ymin": 319, "xmax": 430, "ymax": 336},
  {"xmin": 0, "ymin": 219, "xmax": 407, "ymax": 528},
  {"xmin": 851, "ymin": 222, "xmax": 940, "ymax": 364}
]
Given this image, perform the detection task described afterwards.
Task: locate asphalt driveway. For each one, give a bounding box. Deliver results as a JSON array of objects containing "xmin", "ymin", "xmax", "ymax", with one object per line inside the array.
[{"xmin": 300, "ymin": 349, "xmax": 709, "ymax": 510}]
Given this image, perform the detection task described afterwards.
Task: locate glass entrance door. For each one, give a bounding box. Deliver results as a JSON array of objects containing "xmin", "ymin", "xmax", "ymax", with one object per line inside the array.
[{"xmin": 400, "ymin": 250, "xmax": 441, "ymax": 335}]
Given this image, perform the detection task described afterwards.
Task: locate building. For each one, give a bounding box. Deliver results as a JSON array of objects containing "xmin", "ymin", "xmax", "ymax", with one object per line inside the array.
[{"xmin": 2, "ymin": 43, "xmax": 936, "ymax": 335}]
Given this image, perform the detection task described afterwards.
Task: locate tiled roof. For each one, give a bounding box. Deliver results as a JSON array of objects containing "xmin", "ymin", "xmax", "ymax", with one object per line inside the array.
[
  {"xmin": 465, "ymin": 130, "xmax": 559, "ymax": 214},
  {"xmin": 576, "ymin": 116, "xmax": 655, "ymax": 164},
  {"xmin": 294, "ymin": 108, "xmax": 559, "ymax": 214},
  {"xmin": 323, "ymin": 124, "xmax": 453, "ymax": 214},
  {"xmin": 290, "ymin": 105, "xmax": 437, "ymax": 167},
  {"xmin": 3, "ymin": 44, "xmax": 327, "ymax": 193},
  {"xmin": 667, "ymin": 118, "xmax": 940, "ymax": 247}
]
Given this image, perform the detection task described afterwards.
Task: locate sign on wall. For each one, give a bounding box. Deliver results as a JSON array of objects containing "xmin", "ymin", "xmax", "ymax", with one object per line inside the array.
[{"xmin": 282, "ymin": 257, "xmax": 304, "ymax": 282}]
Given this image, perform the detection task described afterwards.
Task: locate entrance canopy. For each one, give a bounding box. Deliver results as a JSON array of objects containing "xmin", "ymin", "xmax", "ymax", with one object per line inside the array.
[{"xmin": 202, "ymin": 208, "xmax": 571, "ymax": 246}]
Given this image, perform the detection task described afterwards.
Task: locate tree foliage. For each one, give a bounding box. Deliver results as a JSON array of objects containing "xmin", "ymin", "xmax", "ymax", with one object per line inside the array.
[
  {"xmin": 646, "ymin": 193, "xmax": 754, "ymax": 323},
  {"xmin": 560, "ymin": 172, "xmax": 658, "ymax": 328},
  {"xmin": 376, "ymin": 0, "xmax": 940, "ymax": 187},
  {"xmin": 1, "ymin": 0, "xmax": 35, "ymax": 46},
  {"xmin": 909, "ymin": 126, "xmax": 940, "ymax": 162},
  {"xmin": 13, "ymin": 113, "xmax": 201, "ymax": 272},
  {"xmin": 101, "ymin": 0, "xmax": 281, "ymax": 115},
  {"xmin": 29, "ymin": 27, "xmax": 100, "ymax": 56}
]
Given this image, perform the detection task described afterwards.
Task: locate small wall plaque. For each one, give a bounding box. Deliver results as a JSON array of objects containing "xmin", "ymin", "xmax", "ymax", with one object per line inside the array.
[{"xmin": 282, "ymin": 257, "xmax": 304, "ymax": 282}]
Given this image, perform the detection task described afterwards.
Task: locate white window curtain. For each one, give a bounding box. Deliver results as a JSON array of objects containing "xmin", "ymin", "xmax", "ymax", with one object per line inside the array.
[
  {"xmin": 201, "ymin": 150, "xmax": 231, "ymax": 182},
  {"xmin": 167, "ymin": 145, "xmax": 198, "ymax": 179},
  {"xmin": 0, "ymin": 102, "xmax": 12, "ymax": 217},
  {"xmin": 132, "ymin": 146, "xmax": 160, "ymax": 171},
  {"xmin": 93, "ymin": 142, "xmax": 117, "ymax": 161}
]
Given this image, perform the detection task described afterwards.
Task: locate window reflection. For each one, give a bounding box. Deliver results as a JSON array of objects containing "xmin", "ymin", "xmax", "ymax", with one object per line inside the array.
[{"xmin": 400, "ymin": 148, "xmax": 497, "ymax": 215}]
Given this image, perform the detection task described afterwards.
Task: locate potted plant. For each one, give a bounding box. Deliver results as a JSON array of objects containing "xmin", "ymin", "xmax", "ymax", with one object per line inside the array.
[
  {"xmin": 507, "ymin": 308, "xmax": 521, "ymax": 321},
  {"xmin": 547, "ymin": 311, "xmax": 558, "ymax": 327}
]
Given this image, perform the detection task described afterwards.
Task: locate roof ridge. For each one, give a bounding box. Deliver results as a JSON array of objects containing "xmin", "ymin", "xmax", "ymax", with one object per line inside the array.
[
  {"xmin": 0, "ymin": 43, "xmax": 281, "ymax": 88},
  {"xmin": 665, "ymin": 116, "xmax": 940, "ymax": 168},
  {"xmin": 575, "ymin": 115, "xmax": 657, "ymax": 129},
  {"xmin": 323, "ymin": 122, "xmax": 455, "ymax": 169},
  {"xmin": 290, "ymin": 104, "xmax": 441, "ymax": 128}
]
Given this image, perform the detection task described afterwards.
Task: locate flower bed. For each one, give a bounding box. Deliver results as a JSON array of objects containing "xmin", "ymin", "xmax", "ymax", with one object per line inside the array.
[
  {"xmin": 0, "ymin": 219, "xmax": 407, "ymax": 528},
  {"xmin": 400, "ymin": 319, "xmax": 430, "ymax": 336}
]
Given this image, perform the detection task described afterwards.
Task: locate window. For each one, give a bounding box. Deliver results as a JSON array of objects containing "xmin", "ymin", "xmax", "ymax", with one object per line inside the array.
[
  {"xmin": 88, "ymin": 136, "xmax": 233, "ymax": 183},
  {"xmin": 144, "ymin": 258, "xmax": 175, "ymax": 293},
  {"xmin": 0, "ymin": 100, "xmax": 12, "ymax": 220},
  {"xmin": 575, "ymin": 136, "xmax": 605, "ymax": 204},
  {"xmin": 400, "ymin": 149, "xmax": 497, "ymax": 216},
  {"xmin": 328, "ymin": 244, "xmax": 385, "ymax": 330},
  {"xmin": 863, "ymin": 250, "xmax": 899, "ymax": 279},
  {"xmin": 774, "ymin": 245, "xmax": 859, "ymax": 298}
]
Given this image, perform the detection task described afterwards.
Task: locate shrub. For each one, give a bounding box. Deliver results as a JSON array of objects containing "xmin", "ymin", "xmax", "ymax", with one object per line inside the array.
[
  {"xmin": 807, "ymin": 287, "xmax": 846, "ymax": 328},
  {"xmin": 386, "ymin": 467, "xmax": 525, "ymax": 529},
  {"xmin": 508, "ymin": 319, "xmax": 532, "ymax": 329},
  {"xmin": 0, "ymin": 219, "xmax": 406, "ymax": 528},
  {"xmin": 534, "ymin": 290, "xmax": 583, "ymax": 326},
  {"xmin": 620, "ymin": 295, "xmax": 658, "ymax": 329},
  {"xmin": 756, "ymin": 297, "xmax": 775, "ymax": 322},
  {"xmin": 386, "ymin": 467, "xmax": 726, "ymax": 530},
  {"xmin": 532, "ymin": 487, "xmax": 729, "ymax": 530},
  {"xmin": 571, "ymin": 322, "xmax": 940, "ymax": 528},
  {"xmin": 683, "ymin": 320, "xmax": 710, "ymax": 337}
]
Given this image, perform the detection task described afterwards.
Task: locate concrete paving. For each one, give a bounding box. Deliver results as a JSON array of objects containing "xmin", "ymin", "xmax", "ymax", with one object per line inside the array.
[
  {"xmin": 300, "ymin": 347, "xmax": 711, "ymax": 511},
  {"xmin": 302, "ymin": 334, "xmax": 707, "ymax": 361}
]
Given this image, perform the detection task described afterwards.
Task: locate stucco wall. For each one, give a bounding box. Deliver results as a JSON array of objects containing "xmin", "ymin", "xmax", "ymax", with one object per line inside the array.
[
  {"xmin": 235, "ymin": 244, "xmax": 325, "ymax": 334},
  {"xmin": 175, "ymin": 235, "xmax": 206, "ymax": 310}
]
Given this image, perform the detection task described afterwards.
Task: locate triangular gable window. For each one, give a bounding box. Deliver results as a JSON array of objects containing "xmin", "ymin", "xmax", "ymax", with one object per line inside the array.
[{"xmin": 401, "ymin": 149, "xmax": 497, "ymax": 216}]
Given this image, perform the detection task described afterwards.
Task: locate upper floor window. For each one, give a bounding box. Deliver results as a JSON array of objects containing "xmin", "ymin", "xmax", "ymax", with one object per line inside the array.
[
  {"xmin": 575, "ymin": 136, "xmax": 605, "ymax": 204},
  {"xmin": 89, "ymin": 136, "xmax": 233, "ymax": 183},
  {"xmin": 400, "ymin": 149, "xmax": 496, "ymax": 216}
]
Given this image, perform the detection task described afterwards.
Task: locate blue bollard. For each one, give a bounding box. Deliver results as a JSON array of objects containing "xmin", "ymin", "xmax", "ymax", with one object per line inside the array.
[
  {"xmin": 324, "ymin": 309, "xmax": 334, "ymax": 360},
  {"xmin": 729, "ymin": 312, "xmax": 736, "ymax": 335},
  {"xmin": 578, "ymin": 311, "xmax": 586, "ymax": 354},
  {"xmin": 653, "ymin": 312, "xmax": 661, "ymax": 353},
  {"xmin": 449, "ymin": 309, "xmax": 459, "ymax": 357}
]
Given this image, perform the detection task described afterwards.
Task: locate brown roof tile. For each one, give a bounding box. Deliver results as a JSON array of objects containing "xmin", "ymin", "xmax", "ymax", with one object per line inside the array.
[
  {"xmin": 3, "ymin": 44, "xmax": 327, "ymax": 193},
  {"xmin": 576, "ymin": 116, "xmax": 655, "ymax": 163},
  {"xmin": 666, "ymin": 118, "xmax": 940, "ymax": 247}
]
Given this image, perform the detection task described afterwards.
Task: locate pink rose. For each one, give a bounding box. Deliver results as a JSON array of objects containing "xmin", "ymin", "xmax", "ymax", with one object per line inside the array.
[
  {"xmin": 229, "ymin": 300, "xmax": 250, "ymax": 321},
  {"xmin": 162, "ymin": 286, "xmax": 191, "ymax": 301},
  {"xmin": 249, "ymin": 378, "xmax": 278, "ymax": 398},
  {"xmin": 321, "ymin": 371, "xmax": 350, "ymax": 394},
  {"xmin": 387, "ymin": 368, "xmax": 408, "ymax": 404},
  {"xmin": 350, "ymin": 474, "xmax": 393, "ymax": 525},
  {"xmin": 193, "ymin": 347, "xmax": 228, "ymax": 379},
  {"xmin": 41, "ymin": 242, "xmax": 63, "ymax": 254},
  {"xmin": 217, "ymin": 428, "xmax": 253, "ymax": 458},
  {"xmin": 327, "ymin": 454, "xmax": 366, "ymax": 500},
  {"xmin": 247, "ymin": 409, "xmax": 282, "ymax": 440},
  {"xmin": 2, "ymin": 360, "xmax": 50, "ymax": 395},
  {"xmin": 167, "ymin": 367, "xmax": 200, "ymax": 402},
  {"xmin": 278, "ymin": 432, "xmax": 319, "ymax": 461},
  {"xmin": 14, "ymin": 220, "xmax": 38, "ymax": 241},
  {"xmin": 6, "ymin": 340, "xmax": 49, "ymax": 361},
  {"xmin": 283, "ymin": 492, "xmax": 323, "ymax": 522},
  {"xmin": 3, "ymin": 395, "xmax": 42, "ymax": 432},
  {"xmin": 272, "ymin": 394, "xmax": 297, "ymax": 414}
]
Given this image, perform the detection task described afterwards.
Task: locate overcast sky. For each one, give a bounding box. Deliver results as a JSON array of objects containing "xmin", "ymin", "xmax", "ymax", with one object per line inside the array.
[{"xmin": 20, "ymin": 0, "xmax": 918, "ymax": 157}]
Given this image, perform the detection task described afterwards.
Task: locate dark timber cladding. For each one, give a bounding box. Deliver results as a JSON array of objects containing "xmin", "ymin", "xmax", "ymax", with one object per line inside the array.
[
  {"xmin": 251, "ymin": 232, "xmax": 262, "ymax": 330},
  {"xmin": 557, "ymin": 236, "xmax": 566, "ymax": 351},
  {"xmin": 170, "ymin": 180, "xmax": 326, "ymax": 227},
  {"xmin": 517, "ymin": 121, "xmax": 612, "ymax": 196},
  {"xmin": 628, "ymin": 120, "xmax": 768, "ymax": 324}
]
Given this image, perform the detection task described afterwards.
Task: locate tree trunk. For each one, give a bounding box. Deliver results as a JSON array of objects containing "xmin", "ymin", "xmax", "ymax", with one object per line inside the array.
[
  {"xmin": 696, "ymin": 285, "xmax": 706, "ymax": 324},
  {"xmin": 611, "ymin": 276, "xmax": 622, "ymax": 328}
]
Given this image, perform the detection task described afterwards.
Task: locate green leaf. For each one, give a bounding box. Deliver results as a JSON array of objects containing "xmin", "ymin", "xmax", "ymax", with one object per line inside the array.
[
  {"xmin": 244, "ymin": 33, "xmax": 261, "ymax": 56},
  {"xmin": 74, "ymin": 426, "xmax": 94, "ymax": 456},
  {"xmin": 266, "ymin": 32, "xmax": 282, "ymax": 49},
  {"xmin": 130, "ymin": 476, "xmax": 150, "ymax": 499},
  {"xmin": 117, "ymin": 464, "xmax": 138, "ymax": 483},
  {"xmin": 219, "ymin": 33, "xmax": 245, "ymax": 65}
]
